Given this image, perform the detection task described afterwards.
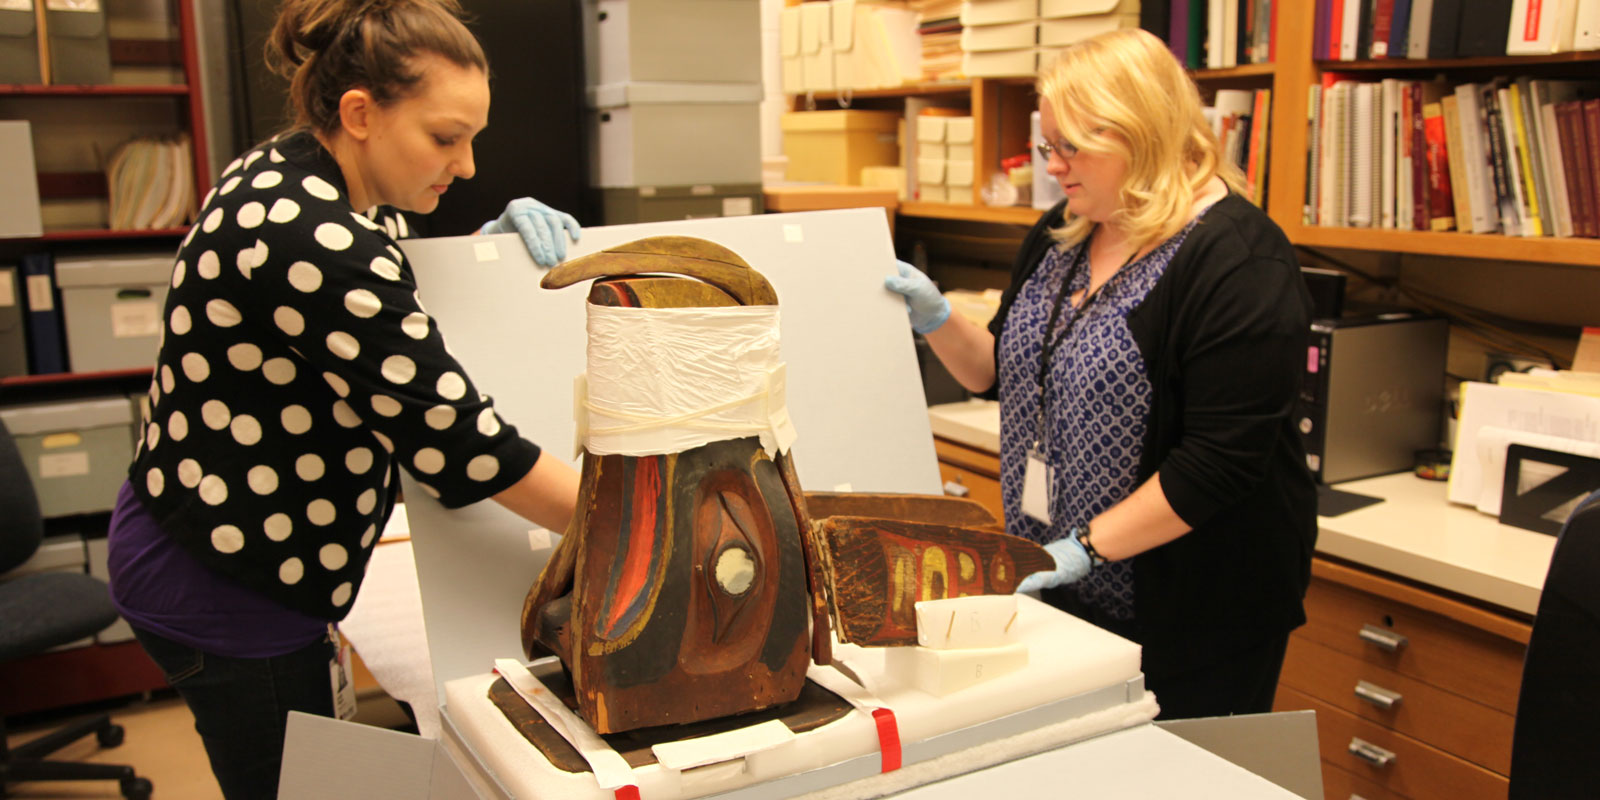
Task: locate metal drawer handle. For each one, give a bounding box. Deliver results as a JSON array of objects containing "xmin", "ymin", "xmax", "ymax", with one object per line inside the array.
[
  {"xmin": 1348, "ymin": 737, "xmax": 1396, "ymax": 768},
  {"xmin": 1359, "ymin": 623, "xmax": 1408, "ymax": 652},
  {"xmin": 1355, "ymin": 680, "xmax": 1403, "ymax": 710}
]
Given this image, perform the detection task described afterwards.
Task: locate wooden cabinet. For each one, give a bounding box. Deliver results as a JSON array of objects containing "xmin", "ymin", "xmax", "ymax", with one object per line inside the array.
[
  {"xmin": 933, "ymin": 436, "xmax": 1003, "ymax": 523},
  {"xmin": 1276, "ymin": 558, "xmax": 1532, "ymax": 800}
]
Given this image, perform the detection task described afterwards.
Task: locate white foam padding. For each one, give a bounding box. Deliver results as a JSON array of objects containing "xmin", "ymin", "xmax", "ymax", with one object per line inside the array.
[
  {"xmin": 880, "ymin": 644, "xmax": 1029, "ymax": 697},
  {"xmin": 442, "ymin": 595, "xmax": 1144, "ymax": 799},
  {"xmin": 914, "ymin": 595, "xmax": 1019, "ymax": 650}
]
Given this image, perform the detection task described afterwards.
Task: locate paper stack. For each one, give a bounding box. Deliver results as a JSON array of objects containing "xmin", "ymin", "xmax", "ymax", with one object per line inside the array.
[{"xmin": 105, "ymin": 134, "xmax": 195, "ymax": 231}]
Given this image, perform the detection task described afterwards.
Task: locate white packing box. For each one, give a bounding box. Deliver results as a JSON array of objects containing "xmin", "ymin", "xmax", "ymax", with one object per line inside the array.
[
  {"xmin": 946, "ymin": 116, "xmax": 976, "ymax": 144},
  {"xmin": 948, "ymin": 142, "xmax": 975, "ymax": 161},
  {"xmin": 587, "ymin": 82, "xmax": 763, "ymax": 188},
  {"xmin": 946, "ymin": 160, "xmax": 976, "ymax": 205},
  {"xmin": 779, "ymin": 5, "xmax": 804, "ymax": 94},
  {"xmin": 1039, "ymin": 12, "xmax": 1138, "ymax": 47},
  {"xmin": 961, "ymin": 20, "xmax": 1039, "ymax": 51},
  {"xmin": 918, "ymin": 157, "xmax": 948, "ymax": 184},
  {"xmin": 833, "ymin": 0, "xmax": 920, "ymax": 90},
  {"xmin": 800, "ymin": 0, "xmax": 835, "ymax": 91},
  {"xmin": 54, "ymin": 253, "xmax": 172, "ymax": 373},
  {"xmin": 581, "ymin": 0, "xmax": 760, "ymax": 87},
  {"xmin": 920, "ymin": 183, "xmax": 949, "ymax": 203},
  {"xmin": 918, "ymin": 141, "xmax": 948, "ymax": 160},
  {"xmin": 917, "ymin": 115, "xmax": 948, "ymax": 143},
  {"xmin": 959, "ymin": 0, "xmax": 1040, "ymax": 26},
  {"xmin": 0, "ymin": 397, "xmax": 134, "ymax": 518},
  {"xmin": 0, "ymin": 121, "xmax": 43, "ymax": 239}
]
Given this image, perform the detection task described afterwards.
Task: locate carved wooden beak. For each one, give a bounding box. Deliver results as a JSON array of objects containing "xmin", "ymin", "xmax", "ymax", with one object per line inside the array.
[{"xmin": 540, "ymin": 235, "xmax": 779, "ymax": 306}]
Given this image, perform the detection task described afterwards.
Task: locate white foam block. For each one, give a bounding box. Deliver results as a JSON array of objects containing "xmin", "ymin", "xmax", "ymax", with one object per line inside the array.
[
  {"xmin": 442, "ymin": 595, "xmax": 1145, "ymax": 800},
  {"xmin": 883, "ymin": 643, "xmax": 1029, "ymax": 697},
  {"xmin": 915, "ymin": 595, "xmax": 1019, "ymax": 650}
]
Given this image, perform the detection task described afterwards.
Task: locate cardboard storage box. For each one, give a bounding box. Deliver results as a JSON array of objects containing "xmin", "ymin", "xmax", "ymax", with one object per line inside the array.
[
  {"xmin": 582, "ymin": 0, "xmax": 760, "ymax": 87},
  {"xmin": 55, "ymin": 253, "xmax": 171, "ymax": 373},
  {"xmin": 0, "ymin": 397, "xmax": 134, "ymax": 518},
  {"xmin": 596, "ymin": 183, "xmax": 763, "ymax": 224},
  {"xmin": 782, "ymin": 110, "xmax": 901, "ymax": 185},
  {"xmin": 587, "ymin": 82, "xmax": 762, "ymax": 188}
]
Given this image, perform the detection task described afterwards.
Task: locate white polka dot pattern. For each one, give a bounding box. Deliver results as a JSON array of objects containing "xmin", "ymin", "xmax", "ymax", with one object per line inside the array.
[{"xmin": 128, "ymin": 133, "xmax": 542, "ymax": 618}]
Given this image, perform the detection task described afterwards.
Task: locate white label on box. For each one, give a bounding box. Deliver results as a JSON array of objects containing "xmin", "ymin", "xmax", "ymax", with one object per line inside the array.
[
  {"xmin": 46, "ymin": 0, "xmax": 98, "ymax": 11},
  {"xmin": 722, "ymin": 197, "xmax": 754, "ymax": 216},
  {"xmin": 26, "ymin": 274, "xmax": 53, "ymax": 312},
  {"xmin": 0, "ymin": 269, "xmax": 14, "ymax": 307},
  {"xmin": 473, "ymin": 241, "xmax": 500, "ymax": 262},
  {"xmin": 691, "ymin": 185, "xmax": 714, "ymax": 196},
  {"xmin": 40, "ymin": 451, "xmax": 90, "ymax": 478},
  {"xmin": 783, "ymin": 224, "xmax": 804, "ymax": 243},
  {"xmin": 110, "ymin": 300, "xmax": 161, "ymax": 338}
]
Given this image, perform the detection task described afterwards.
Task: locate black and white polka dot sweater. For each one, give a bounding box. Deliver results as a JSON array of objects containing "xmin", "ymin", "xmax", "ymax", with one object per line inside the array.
[{"xmin": 129, "ymin": 131, "xmax": 542, "ymax": 620}]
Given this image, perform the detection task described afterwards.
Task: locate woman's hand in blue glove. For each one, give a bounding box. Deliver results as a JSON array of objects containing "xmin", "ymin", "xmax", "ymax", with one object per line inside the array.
[
  {"xmin": 481, "ymin": 198, "xmax": 582, "ymax": 267},
  {"xmin": 1016, "ymin": 535, "xmax": 1092, "ymax": 594},
  {"xmin": 883, "ymin": 260, "xmax": 950, "ymax": 334}
]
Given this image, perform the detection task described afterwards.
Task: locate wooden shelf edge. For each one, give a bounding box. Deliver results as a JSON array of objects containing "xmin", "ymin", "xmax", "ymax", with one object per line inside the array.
[
  {"xmin": 1191, "ymin": 63, "xmax": 1276, "ymax": 79},
  {"xmin": 26, "ymin": 227, "xmax": 190, "ymax": 242},
  {"xmin": 795, "ymin": 80, "xmax": 971, "ymax": 102},
  {"xmin": 1315, "ymin": 50, "xmax": 1600, "ymax": 72},
  {"xmin": 0, "ymin": 367, "xmax": 153, "ymax": 388},
  {"xmin": 1289, "ymin": 223, "xmax": 1600, "ymax": 267},
  {"xmin": 0, "ymin": 84, "xmax": 190, "ymax": 96},
  {"xmin": 898, "ymin": 202, "xmax": 1042, "ymax": 225}
]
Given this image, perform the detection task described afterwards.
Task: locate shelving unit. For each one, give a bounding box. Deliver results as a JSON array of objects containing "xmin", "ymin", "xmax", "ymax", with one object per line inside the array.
[
  {"xmin": 2, "ymin": 0, "xmax": 211, "ymax": 240},
  {"xmin": 788, "ymin": 5, "xmax": 1599, "ymax": 268}
]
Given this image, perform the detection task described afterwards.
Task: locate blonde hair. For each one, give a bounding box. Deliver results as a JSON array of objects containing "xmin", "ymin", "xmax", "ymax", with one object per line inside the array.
[{"xmin": 1036, "ymin": 28, "xmax": 1244, "ymax": 251}]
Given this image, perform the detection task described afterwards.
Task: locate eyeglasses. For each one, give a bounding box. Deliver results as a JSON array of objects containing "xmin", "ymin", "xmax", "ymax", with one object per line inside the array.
[{"xmin": 1035, "ymin": 137, "xmax": 1079, "ymax": 161}]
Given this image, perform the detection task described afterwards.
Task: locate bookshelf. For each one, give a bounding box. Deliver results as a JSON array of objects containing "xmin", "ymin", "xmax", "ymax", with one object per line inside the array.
[
  {"xmin": 3, "ymin": 0, "xmax": 211, "ymax": 240},
  {"xmin": 1272, "ymin": 1, "xmax": 1600, "ymax": 269},
  {"xmin": 788, "ymin": 4, "xmax": 1600, "ymax": 268}
]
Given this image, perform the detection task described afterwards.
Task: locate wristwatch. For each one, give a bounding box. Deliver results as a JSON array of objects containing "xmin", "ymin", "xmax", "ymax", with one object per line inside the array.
[{"xmin": 1074, "ymin": 524, "xmax": 1107, "ymax": 566}]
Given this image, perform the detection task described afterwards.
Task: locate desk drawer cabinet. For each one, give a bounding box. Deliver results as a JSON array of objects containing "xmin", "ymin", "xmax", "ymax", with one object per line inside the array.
[
  {"xmin": 933, "ymin": 437, "xmax": 1003, "ymax": 523},
  {"xmin": 1276, "ymin": 560, "xmax": 1531, "ymax": 800}
]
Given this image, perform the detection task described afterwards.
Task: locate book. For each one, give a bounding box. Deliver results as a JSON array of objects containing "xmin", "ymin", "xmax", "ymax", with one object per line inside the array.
[
  {"xmin": 1351, "ymin": 82, "xmax": 1376, "ymax": 226},
  {"xmin": 1440, "ymin": 94, "xmax": 1476, "ymax": 232},
  {"xmin": 1169, "ymin": 0, "xmax": 1189, "ymax": 62},
  {"xmin": 1456, "ymin": 0, "xmax": 1514, "ymax": 55},
  {"xmin": 1381, "ymin": 78, "xmax": 1401, "ymax": 228},
  {"xmin": 1557, "ymin": 100, "xmax": 1595, "ymax": 236},
  {"xmin": 1316, "ymin": 0, "xmax": 1334, "ymax": 58},
  {"xmin": 1481, "ymin": 83, "xmax": 1523, "ymax": 235},
  {"xmin": 1306, "ymin": 82, "xmax": 1324, "ymax": 224},
  {"xmin": 1585, "ymin": 99, "xmax": 1600, "ymax": 237},
  {"xmin": 1388, "ymin": 0, "xmax": 1413, "ymax": 57},
  {"xmin": 1578, "ymin": 0, "xmax": 1600, "ymax": 50},
  {"xmin": 1426, "ymin": 0, "xmax": 1463, "ymax": 57},
  {"xmin": 1422, "ymin": 101, "xmax": 1455, "ymax": 231},
  {"xmin": 1517, "ymin": 78, "xmax": 1561, "ymax": 237},
  {"xmin": 19, "ymin": 251, "xmax": 66, "ymax": 375},
  {"xmin": 1508, "ymin": 81, "xmax": 1547, "ymax": 236},
  {"xmin": 1408, "ymin": 0, "xmax": 1435, "ymax": 56},
  {"xmin": 1398, "ymin": 80, "xmax": 1413, "ymax": 230},
  {"xmin": 1341, "ymin": 0, "xmax": 1362, "ymax": 60},
  {"xmin": 1411, "ymin": 81, "xmax": 1429, "ymax": 230},
  {"xmin": 1539, "ymin": 96, "xmax": 1576, "ymax": 238},
  {"xmin": 1507, "ymin": 0, "xmax": 1581, "ymax": 54},
  {"xmin": 1499, "ymin": 84, "xmax": 1540, "ymax": 235},
  {"xmin": 1247, "ymin": 88, "xmax": 1272, "ymax": 205},
  {"xmin": 1142, "ymin": 0, "xmax": 1172, "ymax": 43},
  {"xmin": 1455, "ymin": 83, "xmax": 1500, "ymax": 233},
  {"xmin": 1372, "ymin": 0, "xmax": 1397, "ymax": 57}
]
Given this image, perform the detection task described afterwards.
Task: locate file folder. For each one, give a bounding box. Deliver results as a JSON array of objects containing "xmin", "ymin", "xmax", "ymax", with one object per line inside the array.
[
  {"xmin": 44, "ymin": 0, "xmax": 110, "ymax": 85},
  {"xmin": 0, "ymin": 0, "xmax": 42, "ymax": 84}
]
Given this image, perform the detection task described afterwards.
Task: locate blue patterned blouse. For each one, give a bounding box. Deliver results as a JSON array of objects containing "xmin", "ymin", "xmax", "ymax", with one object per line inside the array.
[{"xmin": 997, "ymin": 214, "xmax": 1205, "ymax": 619}]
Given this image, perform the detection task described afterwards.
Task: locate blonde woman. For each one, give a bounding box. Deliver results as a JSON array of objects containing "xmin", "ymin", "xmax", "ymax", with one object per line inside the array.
[{"xmin": 887, "ymin": 28, "xmax": 1315, "ymax": 719}]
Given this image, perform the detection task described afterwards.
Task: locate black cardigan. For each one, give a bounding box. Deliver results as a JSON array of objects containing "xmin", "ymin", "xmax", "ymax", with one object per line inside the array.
[{"xmin": 986, "ymin": 195, "xmax": 1318, "ymax": 677}]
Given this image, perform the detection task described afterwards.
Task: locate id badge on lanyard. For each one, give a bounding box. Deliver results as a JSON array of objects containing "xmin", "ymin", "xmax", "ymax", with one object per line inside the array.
[
  {"xmin": 328, "ymin": 625, "xmax": 357, "ymax": 721},
  {"xmin": 1023, "ymin": 445, "xmax": 1052, "ymax": 524}
]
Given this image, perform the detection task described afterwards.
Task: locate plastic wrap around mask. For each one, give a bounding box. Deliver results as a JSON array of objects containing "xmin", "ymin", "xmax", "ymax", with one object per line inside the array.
[{"xmin": 576, "ymin": 304, "xmax": 799, "ymax": 458}]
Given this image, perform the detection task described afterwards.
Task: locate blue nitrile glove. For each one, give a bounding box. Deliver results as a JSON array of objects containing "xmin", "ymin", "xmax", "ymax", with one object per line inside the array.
[
  {"xmin": 480, "ymin": 197, "xmax": 582, "ymax": 267},
  {"xmin": 1016, "ymin": 535, "xmax": 1092, "ymax": 594},
  {"xmin": 883, "ymin": 260, "xmax": 950, "ymax": 334}
]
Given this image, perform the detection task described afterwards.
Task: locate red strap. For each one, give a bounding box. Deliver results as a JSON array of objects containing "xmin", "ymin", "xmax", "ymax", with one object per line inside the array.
[
  {"xmin": 614, "ymin": 786, "xmax": 640, "ymax": 800},
  {"xmin": 871, "ymin": 707, "xmax": 902, "ymax": 773}
]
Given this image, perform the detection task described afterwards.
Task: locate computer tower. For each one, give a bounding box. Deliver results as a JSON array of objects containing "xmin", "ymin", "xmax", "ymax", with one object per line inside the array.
[{"xmin": 1298, "ymin": 314, "xmax": 1449, "ymax": 484}]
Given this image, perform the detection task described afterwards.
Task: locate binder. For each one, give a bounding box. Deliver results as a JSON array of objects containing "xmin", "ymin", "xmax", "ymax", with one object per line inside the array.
[
  {"xmin": 0, "ymin": 0, "xmax": 41, "ymax": 84},
  {"xmin": 44, "ymin": 0, "xmax": 111, "ymax": 85},
  {"xmin": 19, "ymin": 251, "xmax": 66, "ymax": 374},
  {"xmin": 1426, "ymin": 0, "xmax": 1464, "ymax": 58},
  {"xmin": 0, "ymin": 266, "xmax": 26, "ymax": 378},
  {"xmin": 1455, "ymin": 0, "xmax": 1513, "ymax": 56}
]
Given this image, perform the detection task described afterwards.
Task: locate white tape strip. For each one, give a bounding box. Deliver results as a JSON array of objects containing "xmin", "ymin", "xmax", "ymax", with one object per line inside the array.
[
  {"xmin": 492, "ymin": 658, "xmax": 635, "ymax": 790},
  {"xmin": 582, "ymin": 304, "xmax": 798, "ymax": 457}
]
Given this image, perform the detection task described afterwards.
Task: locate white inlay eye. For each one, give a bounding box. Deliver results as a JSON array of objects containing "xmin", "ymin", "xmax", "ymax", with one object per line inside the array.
[{"xmin": 715, "ymin": 547, "xmax": 756, "ymax": 596}]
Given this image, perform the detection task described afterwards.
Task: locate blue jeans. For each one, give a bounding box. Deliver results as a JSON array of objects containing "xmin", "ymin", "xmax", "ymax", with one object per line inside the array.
[{"xmin": 132, "ymin": 627, "xmax": 334, "ymax": 800}]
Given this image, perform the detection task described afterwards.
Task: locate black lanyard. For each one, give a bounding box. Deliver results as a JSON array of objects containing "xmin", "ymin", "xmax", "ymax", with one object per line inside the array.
[{"xmin": 1032, "ymin": 234, "xmax": 1137, "ymax": 450}]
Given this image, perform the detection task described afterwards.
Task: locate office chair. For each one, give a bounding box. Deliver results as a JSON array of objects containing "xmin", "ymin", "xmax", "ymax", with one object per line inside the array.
[
  {"xmin": 1508, "ymin": 488, "xmax": 1600, "ymax": 799},
  {"xmin": 0, "ymin": 418, "xmax": 152, "ymax": 799}
]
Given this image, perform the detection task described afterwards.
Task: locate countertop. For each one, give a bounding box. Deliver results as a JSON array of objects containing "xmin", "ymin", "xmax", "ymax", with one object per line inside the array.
[{"xmin": 927, "ymin": 400, "xmax": 1553, "ymax": 615}]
